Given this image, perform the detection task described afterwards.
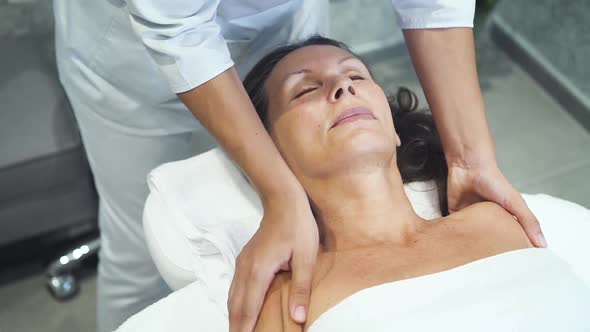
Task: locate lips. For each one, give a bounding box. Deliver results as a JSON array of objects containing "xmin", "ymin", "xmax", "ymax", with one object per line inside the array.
[{"xmin": 330, "ymin": 107, "xmax": 377, "ymax": 129}]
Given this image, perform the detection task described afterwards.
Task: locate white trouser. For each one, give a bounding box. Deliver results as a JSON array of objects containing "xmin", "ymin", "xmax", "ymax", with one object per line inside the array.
[
  {"xmin": 54, "ymin": 1, "xmax": 328, "ymax": 331},
  {"xmin": 72, "ymin": 101, "xmax": 203, "ymax": 332}
]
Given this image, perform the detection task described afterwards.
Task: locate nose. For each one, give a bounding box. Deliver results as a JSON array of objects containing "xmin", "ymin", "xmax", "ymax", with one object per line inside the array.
[{"xmin": 329, "ymin": 76, "xmax": 356, "ymax": 103}]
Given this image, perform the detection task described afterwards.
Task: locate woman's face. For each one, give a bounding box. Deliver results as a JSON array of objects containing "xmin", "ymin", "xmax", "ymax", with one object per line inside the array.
[{"xmin": 264, "ymin": 45, "xmax": 398, "ymax": 179}]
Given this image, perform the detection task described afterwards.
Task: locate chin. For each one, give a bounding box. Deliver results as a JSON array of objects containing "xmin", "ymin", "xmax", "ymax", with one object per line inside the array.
[
  {"xmin": 333, "ymin": 126, "xmax": 393, "ymax": 149},
  {"xmin": 333, "ymin": 133, "xmax": 396, "ymax": 164}
]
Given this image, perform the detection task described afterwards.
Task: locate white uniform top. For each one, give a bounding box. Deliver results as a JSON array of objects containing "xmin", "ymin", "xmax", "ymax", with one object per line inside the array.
[
  {"xmin": 54, "ymin": 0, "xmax": 474, "ymax": 133},
  {"xmin": 116, "ymin": 0, "xmax": 474, "ymax": 93}
]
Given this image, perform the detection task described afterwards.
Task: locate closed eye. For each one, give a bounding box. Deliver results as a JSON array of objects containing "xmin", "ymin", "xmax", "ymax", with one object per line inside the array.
[
  {"xmin": 294, "ymin": 87, "xmax": 317, "ymax": 99},
  {"xmin": 350, "ymin": 75, "xmax": 365, "ymax": 81}
]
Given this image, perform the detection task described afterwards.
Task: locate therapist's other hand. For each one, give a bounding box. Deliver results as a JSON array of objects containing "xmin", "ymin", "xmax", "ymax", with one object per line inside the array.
[
  {"xmin": 447, "ymin": 162, "xmax": 547, "ymax": 248},
  {"xmin": 228, "ymin": 193, "xmax": 318, "ymax": 332}
]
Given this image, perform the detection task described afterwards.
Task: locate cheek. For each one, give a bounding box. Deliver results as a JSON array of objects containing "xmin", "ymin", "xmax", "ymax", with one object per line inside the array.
[
  {"xmin": 271, "ymin": 103, "xmax": 327, "ymax": 167},
  {"xmin": 365, "ymin": 86, "xmax": 396, "ymax": 135},
  {"xmin": 277, "ymin": 101, "xmax": 326, "ymax": 137}
]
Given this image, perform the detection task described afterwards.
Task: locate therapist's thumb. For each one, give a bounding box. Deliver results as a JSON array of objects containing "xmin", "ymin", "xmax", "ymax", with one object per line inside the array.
[
  {"xmin": 288, "ymin": 249, "xmax": 316, "ymax": 324},
  {"xmin": 503, "ymin": 191, "xmax": 547, "ymax": 248}
]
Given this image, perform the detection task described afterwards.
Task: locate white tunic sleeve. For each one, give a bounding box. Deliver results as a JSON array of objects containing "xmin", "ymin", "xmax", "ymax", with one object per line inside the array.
[
  {"xmin": 391, "ymin": 0, "xmax": 475, "ymax": 29},
  {"xmin": 125, "ymin": 0, "xmax": 234, "ymax": 93}
]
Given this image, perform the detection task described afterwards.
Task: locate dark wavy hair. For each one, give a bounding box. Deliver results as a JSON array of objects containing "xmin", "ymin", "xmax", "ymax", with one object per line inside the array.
[{"xmin": 243, "ymin": 36, "xmax": 449, "ymax": 216}]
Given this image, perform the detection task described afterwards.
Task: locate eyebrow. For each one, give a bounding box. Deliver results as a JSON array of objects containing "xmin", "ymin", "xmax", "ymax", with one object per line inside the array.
[{"xmin": 281, "ymin": 55, "xmax": 360, "ymax": 85}]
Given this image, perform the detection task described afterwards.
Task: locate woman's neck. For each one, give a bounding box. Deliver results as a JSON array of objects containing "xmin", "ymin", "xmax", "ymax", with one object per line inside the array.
[{"xmin": 305, "ymin": 164, "xmax": 425, "ymax": 252}]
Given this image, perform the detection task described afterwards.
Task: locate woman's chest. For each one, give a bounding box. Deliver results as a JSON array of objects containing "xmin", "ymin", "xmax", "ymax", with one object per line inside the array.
[{"xmin": 304, "ymin": 237, "xmax": 506, "ymax": 329}]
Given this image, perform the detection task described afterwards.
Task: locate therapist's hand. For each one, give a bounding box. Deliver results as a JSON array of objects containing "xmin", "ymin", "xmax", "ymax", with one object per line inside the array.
[
  {"xmin": 447, "ymin": 161, "xmax": 547, "ymax": 248},
  {"xmin": 228, "ymin": 192, "xmax": 318, "ymax": 332}
]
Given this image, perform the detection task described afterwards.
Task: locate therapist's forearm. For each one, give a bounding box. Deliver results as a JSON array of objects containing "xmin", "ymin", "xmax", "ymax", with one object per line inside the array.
[
  {"xmin": 403, "ymin": 28, "xmax": 496, "ymax": 168},
  {"xmin": 178, "ymin": 67, "xmax": 304, "ymax": 204}
]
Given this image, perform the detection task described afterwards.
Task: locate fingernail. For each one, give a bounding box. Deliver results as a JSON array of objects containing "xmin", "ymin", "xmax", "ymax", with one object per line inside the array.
[
  {"xmin": 294, "ymin": 306, "xmax": 306, "ymax": 322},
  {"xmin": 537, "ymin": 232, "xmax": 548, "ymax": 248}
]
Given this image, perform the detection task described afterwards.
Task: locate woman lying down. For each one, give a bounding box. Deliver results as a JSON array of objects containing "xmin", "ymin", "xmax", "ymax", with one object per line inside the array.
[{"xmin": 240, "ymin": 36, "xmax": 590, "ymax": 331}]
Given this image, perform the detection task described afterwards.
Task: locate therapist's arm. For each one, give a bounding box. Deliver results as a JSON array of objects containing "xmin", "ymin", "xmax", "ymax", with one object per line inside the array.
[
  {"xmin": 178, "ymin": 68, "xmax": 300, "ymax": 202},
  {"xmin": 122, "ymin": 2, "xmax": 318, "ymax": 329},
  {"xmin": 403, "ymin": 28, "xmax": 546, "ymax": 247},
  {"xmin": 178, "ymin": 68, "xmax": 319, "ymax": 332},
  {"xmin": 403, "ymin": 29, "xmax": 494, "ymax": 169}
]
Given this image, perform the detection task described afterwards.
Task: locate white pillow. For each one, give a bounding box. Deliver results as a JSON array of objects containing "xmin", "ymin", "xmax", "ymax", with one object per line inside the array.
[{"xmin": 143, "ymin": 148, "xmax": 442, "ymax": 302}]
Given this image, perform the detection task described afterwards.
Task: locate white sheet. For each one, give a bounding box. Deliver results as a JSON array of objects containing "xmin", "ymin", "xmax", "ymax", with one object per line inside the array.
[
  {"xmin": 120, "ymin": 193, "xmax": 590, "ymax": 332},
  {"xmin": 308, "ymin": 248, "xmax": 590, "ymax": 331}
]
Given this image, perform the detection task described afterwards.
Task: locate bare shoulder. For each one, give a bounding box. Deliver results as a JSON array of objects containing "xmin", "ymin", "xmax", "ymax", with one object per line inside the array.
[
  {"xmin": 254, "ymin": 272, "xmax": 302, "ymax": 332},
  {"xmin": 448, "ymin": 202, "xmax": 534, "ymax": 249}
]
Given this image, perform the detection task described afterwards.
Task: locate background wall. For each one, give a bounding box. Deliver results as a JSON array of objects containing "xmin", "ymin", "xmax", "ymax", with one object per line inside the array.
[
  {"xmin": 492, "ymin": 0, "xmax": 590, "ymax": 129},
  {"xmin": 330, "ymin": 0, "xmax": 403, "ymax": 53},
  {"xmin": 0, "ymin": 0, "xmax": 53, "ymax": 38},
  {"xmin": 495, "ymin": 0, "xmax": 589, "ymax": 98}
]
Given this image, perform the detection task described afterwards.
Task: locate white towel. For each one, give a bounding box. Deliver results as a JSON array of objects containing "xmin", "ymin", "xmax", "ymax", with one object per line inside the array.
[
  {"xmin": 116, "ymin": 279, "xmax": 228, "ymax": 332},
  {"xmin": 308, "ymin": 248, "xmax": 590, "ymax": 332},
  {"xmin": 117, "ymin": 248, "xmax": 590, "ymax": 332}
]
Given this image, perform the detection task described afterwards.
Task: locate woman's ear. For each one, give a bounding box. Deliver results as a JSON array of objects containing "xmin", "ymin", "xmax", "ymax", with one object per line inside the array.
[{"xmin": 395, "ymin": 133, "xmax": 402, "ymax": 147}]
